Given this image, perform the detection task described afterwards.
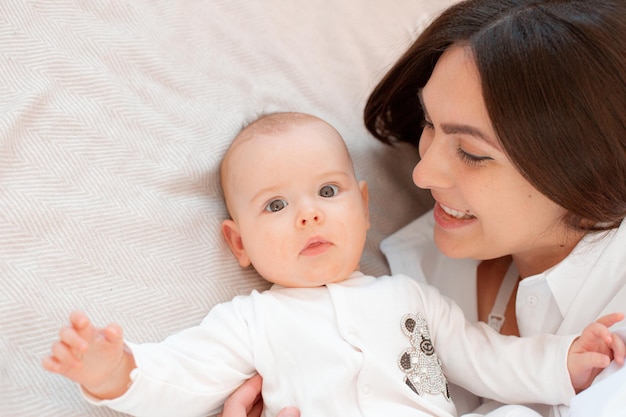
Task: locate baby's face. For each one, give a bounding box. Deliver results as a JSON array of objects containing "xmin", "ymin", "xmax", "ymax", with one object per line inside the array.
[{"xmin": 222, "ymin": 119, "xmax": 370, "ymax": 287}]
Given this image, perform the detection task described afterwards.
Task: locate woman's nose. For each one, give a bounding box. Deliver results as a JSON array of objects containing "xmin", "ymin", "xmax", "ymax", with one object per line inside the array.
[
  {"xmin": 298, "ymin": 207, "xmax": 323, "ymax": 228},
  {"xmin": 412, "ymin": 134, "xmax": 453, "ymax": 190}
]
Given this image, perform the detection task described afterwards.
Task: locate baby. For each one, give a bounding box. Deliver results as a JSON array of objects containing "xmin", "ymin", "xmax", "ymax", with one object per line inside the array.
[{"xmin": 43, "ymin": 112, "xmax": 625, "ymax": 417}]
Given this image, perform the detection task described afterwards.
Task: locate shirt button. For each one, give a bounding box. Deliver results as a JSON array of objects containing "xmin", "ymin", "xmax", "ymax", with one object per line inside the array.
[
  {"xmin": 526, "ymin": 295, "xmax": 538, "ymax": 306},
  {"xmin": 362, "ymin": 385, "xmax": 371, "ymax": 395}
]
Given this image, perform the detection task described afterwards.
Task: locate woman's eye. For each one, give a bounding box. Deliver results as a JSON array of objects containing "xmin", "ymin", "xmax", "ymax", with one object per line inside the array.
[
  {"xmin": 456, "ymin": 147, "xmax": 493, "ymax": 167},
  {"xmin": 265, "ymin": 199, "xmax": 287, "ymax": 212},
  {"xmin": 319, "ymin": 184, "xmax": 339, "ymax": 198}
]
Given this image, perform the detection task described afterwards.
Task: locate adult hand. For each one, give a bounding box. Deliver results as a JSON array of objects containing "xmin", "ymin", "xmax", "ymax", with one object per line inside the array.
[
  {"xmin": 219, "ymin": 374, "xmax": 301, "ymax": 417},
  {"xmin": 219, "ymin": 374, "xmax": 263, "ymax": 417}
]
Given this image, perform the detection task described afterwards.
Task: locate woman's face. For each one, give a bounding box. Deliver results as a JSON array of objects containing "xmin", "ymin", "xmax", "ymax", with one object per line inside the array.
[{"xmin": 414, "ymin": 45, "xmax": 576, "ymax": 275}]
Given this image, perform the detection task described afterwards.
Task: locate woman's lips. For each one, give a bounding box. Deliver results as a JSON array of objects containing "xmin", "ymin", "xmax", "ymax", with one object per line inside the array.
[
  {"xmin": 433, "ymin": 202, "xmax": 476, "ymax": 229},
  {"xmin": 439, "ymin": 202, "xmax": 474, "ymax": 220}
]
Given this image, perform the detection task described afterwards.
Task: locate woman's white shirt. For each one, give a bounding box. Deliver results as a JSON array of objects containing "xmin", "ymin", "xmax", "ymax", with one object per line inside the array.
[
  {"xmin": 380, "ymin": 212, "xmax": 480, "ymax": 323},
  {"xmin": 381, "ymin": 210, "xmax": 626, "ymax": 416}
]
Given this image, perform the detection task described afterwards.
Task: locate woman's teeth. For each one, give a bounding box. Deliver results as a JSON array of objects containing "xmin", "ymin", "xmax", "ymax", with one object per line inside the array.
[{"xmin": 441, "ymin": 204, "xmax": 474, "ymax": 220}]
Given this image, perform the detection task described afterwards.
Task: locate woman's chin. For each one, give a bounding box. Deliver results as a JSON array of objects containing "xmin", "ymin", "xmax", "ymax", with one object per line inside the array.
[{"xmin": 433, "ymin": 230, "xmax": 477, "ymax": 260}]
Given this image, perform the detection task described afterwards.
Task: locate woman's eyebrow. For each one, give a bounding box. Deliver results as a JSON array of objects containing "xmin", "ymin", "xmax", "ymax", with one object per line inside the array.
[{"xmin": 417, "ymin": 89, "xmax": 501, "ymax": 150}]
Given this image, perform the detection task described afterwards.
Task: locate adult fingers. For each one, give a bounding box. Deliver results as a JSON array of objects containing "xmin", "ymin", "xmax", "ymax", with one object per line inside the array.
[
  {"xmin": 220, "ymin": 374, "xmax": 263, "ymax": 417},
  {"xmin": 276, "ymin": 406, "xmax": 301, "ymax": 417}
]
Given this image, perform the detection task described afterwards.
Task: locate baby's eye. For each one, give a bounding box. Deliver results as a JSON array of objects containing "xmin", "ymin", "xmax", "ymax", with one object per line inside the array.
[
  {"xmin": 265, "ymin": 199, "xmax": 288, "ymax": 212},
  {"xmin": 319, "ymin": 184, "xmax": 339, "ymax": 198}
]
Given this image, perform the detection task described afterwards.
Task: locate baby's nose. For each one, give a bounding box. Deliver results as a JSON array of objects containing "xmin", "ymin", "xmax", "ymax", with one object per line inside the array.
[{"xmin": 298, "ymin": 207, "xmax": 323, "ymax": 227}]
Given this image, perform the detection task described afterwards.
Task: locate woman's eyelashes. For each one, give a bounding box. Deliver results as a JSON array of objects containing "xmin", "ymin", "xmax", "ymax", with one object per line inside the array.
[
  {"xmin": 421, "ymin": 117, "xmax": 492, "ymax": 167},
  {"xmin": 456, "ymin": 147, "xmax": 493, "ymax": 166}
]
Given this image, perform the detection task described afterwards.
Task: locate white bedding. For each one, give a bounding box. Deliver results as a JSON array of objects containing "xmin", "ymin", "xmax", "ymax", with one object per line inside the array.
[{"xmin": 0, "ymin": 1, "xmax": 455, "ymax": 415}]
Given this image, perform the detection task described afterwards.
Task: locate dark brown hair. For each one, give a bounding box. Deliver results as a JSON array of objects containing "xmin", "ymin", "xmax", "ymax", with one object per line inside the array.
[{"xmin": 364, "ymin": 0, "xmax": 626, "ymax": 231}]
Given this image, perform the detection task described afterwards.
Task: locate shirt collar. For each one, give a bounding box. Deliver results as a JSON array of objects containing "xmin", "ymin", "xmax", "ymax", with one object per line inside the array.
[{"xmin": 537, "ymin": 224, "xmax": 622, "ymax": 317}]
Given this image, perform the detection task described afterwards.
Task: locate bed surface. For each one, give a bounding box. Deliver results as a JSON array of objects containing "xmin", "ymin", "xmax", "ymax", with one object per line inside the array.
[{"xmin": 0, "ymin": 1, "xmax": 455, "ymax": 415}]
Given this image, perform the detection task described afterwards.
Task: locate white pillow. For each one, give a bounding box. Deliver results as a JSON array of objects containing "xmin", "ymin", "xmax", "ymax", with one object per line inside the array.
[{"xmin": 0, "ymin": 1, "xmax": 454, "ymax": 415}]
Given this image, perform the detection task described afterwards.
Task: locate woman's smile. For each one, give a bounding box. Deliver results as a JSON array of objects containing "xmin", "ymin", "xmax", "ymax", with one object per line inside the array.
[
  {"xmin": 433, "ymin": 201, "xmax": 477, "ymax": 229},
  {"xmin": 440, "ymin": 203, "xmax": 474, "ymax": 220}
]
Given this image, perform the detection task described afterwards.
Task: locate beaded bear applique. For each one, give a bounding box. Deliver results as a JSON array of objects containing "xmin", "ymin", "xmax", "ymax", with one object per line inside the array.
[{"xmin": 398, "ymin": 313, "xmax": 450, "ymax": 401}]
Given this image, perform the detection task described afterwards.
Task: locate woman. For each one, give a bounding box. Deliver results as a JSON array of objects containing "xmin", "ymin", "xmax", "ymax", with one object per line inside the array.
[{"xmin": 223, "ymin": 0, "xmax": 626, "ymax": 416}]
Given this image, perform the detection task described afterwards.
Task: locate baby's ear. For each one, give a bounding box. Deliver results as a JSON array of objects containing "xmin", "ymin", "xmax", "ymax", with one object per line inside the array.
[{"xmin": 221, "ymin": 219, "xmax": 251, "ymax": 267}]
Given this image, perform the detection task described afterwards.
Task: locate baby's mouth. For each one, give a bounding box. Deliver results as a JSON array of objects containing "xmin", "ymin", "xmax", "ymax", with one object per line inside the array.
[{"xmin": 300, "ymin": 237, "xmax": 332, "ymax": 256}]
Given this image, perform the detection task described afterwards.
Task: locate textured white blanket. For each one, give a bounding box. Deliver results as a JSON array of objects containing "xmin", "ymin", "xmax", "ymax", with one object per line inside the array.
[{"xmin": 0, "ymin": 1, "xmax": 454, "ymax": 415}]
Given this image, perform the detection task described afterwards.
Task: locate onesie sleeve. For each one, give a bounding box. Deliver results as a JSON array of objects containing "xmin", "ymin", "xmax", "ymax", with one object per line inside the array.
[
  {"xmin": 410, "ymin": 277, "xmax": 577, "ymax": 406},
  {"xmin": 82, "ymin": 296, "xmax": 258, "ymax": 417}
]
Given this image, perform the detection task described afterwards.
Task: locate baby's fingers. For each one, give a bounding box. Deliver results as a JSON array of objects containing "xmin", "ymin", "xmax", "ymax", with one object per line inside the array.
[
  {"xmin": 41, "ymin": 355, "xmax": 59, "ymax": 373},
  {"xmin": 44, "ymin": 340, "xmax": 81, "ymax": 374},
  {"xmin": 579, "ymin": 351, "xmax": 611, "ymax": 371},
  {"xmin": 611, "ymin": 333, "xmax": 625, "ymax": 365},
  {"xmin": 595, "ymin": 312, "xmax": 625, "ymax": 329},
  {"xmin": 59, "ymin": 326, "xmax": 88, "ymax": 353},
  {"xmin": 579, "ymin": 321, "xmax": 614, "ymax": 348},
  {"xmin": 102, "ymin": 323, "xmax": 124, "ymax": 345},
  {"xmin": 69, "ymin": 310, "xmax": 98, "ymax": 340}
]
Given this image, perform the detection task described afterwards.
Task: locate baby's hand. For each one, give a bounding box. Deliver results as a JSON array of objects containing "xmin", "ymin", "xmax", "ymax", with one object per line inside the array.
[
  {"xmin": 567, "ymin": 312, "xmax": 625, "ymax": 392},
  {"xmin": 42, "ymin": 310, "xmax": 134, "ymax": 399}
]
